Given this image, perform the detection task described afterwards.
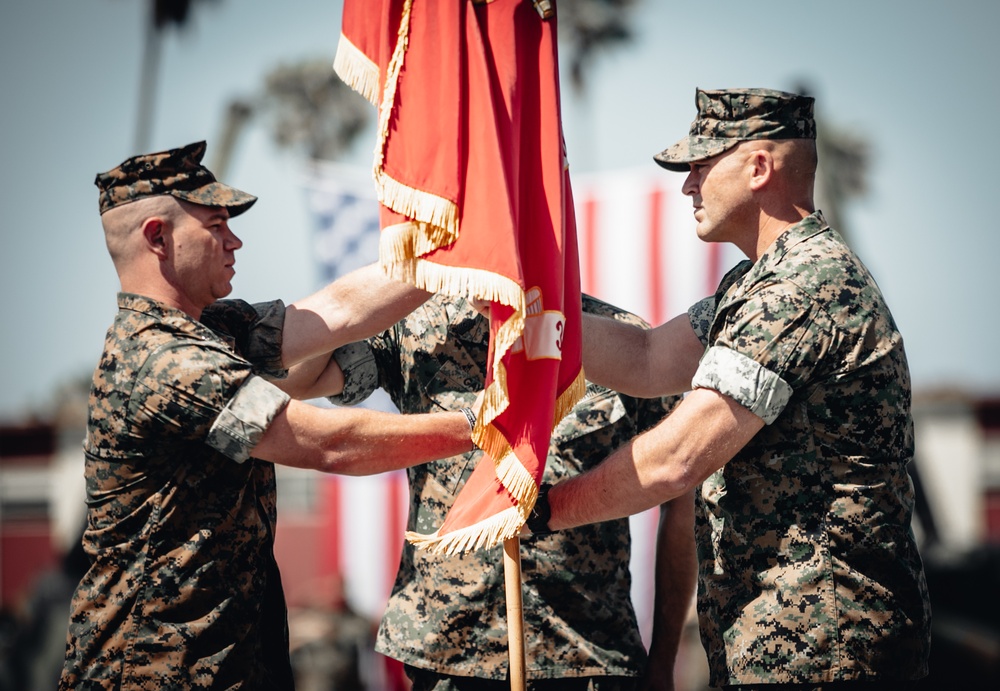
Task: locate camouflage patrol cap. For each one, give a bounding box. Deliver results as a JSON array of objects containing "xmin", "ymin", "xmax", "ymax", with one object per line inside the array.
[
  {"xmin": 95, "ymin": 140, "xmax": 257, "ymax": 216},
  {"xmin": 654, "ymin": 88, "xmax": 816, "ymax": 172}
]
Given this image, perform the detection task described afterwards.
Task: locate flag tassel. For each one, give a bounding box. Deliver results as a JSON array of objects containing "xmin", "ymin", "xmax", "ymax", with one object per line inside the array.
[
  {"xmin": 332, "ymin": 33, "xmax": 379, "ymax": 106},
  {"xmin": 405, "ymin": 504, "xmax": 528, "ymax": 556}
]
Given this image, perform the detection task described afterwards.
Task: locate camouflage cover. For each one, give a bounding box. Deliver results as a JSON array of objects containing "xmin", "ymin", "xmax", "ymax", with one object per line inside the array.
[
  {"xmin": 60, "ymin": 293, "xmax": 294, "ymax": 690},
  {"xmin": 94, "ymin": 140, "xmax": 257, "ymax": 216},
  {"xmin": 367, "ymin": 295, "xmax": 678, "ymax": 681},
  {"xmin": 688, "ymin": 212, "xmax": 931, "ymax": 685},
  {"xmin": 654, "ymin": 87, "xmax": 816, "ymax": 172}
]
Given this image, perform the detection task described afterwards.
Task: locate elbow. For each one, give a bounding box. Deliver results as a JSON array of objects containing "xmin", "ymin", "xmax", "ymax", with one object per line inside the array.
[
  {"xmin": 648, "ymin": 463, "xmax": 700, "ymax": 501},
  {"xmin": 634, "ymin": 437, "xmax": 703, "ymax": 501},
  {"xmin": 314, "ymin": 449, "xmax": 352, "ymax": 476},
  {"xmin": 314, "ymin": 445, "xmax": 379, "ymax": 477}
]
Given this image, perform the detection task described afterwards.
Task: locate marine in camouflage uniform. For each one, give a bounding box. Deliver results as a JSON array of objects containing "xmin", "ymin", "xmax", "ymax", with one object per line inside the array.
[
  {"xmin": 60, "ymin": 295, "xmax": 297, "ymax": 689},
  {"xmin": 687, "ymin": 212, "xmax": 931, "ymax": 686},
  {"xmin": 538, "ymin": 88, "xmax": 931, "ymax": 690},
  {"xmin": 352, "ymin": 294, "xmax": 689, "ymax": 689},
  {"xmin": 664, "ymin": 90, "xmax": 932, "ymax": 687},
  {"xmin": 62, "ymin": 141, "xmax": 475, "ymax": 690}
]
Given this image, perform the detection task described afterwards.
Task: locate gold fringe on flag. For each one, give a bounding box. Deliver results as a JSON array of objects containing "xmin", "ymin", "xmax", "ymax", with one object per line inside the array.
[
  {"xmin": 332, "ymin": 33, "xmax": 380, "ymax": 106},
  {"xmin": 405, "ymin": 347, "xmax": 587, "ymax": 556},
  {"xmin": 552, "ymin": 368, "xmax": 587, "ymax": 429},
  {"xmin": 379, "ymin": 223, "xmax": 526, "ymax": 310},
  {"xmin": 368, "ymin": 0, "xmax": 463, "ymax": 242},
  {"xmin": 406, "ymin": 505, "xmax": 529, "ymax": 557}
]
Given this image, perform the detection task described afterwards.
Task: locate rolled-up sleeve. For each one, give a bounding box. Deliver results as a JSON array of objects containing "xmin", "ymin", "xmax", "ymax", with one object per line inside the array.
[
  {"xmin": 206, "ymin": 375, "xmax": 290, "ymax": 463},
  {"xmin": 326, "ymin": 341, "xmax": 379, "ymax": 407},
  {"xmin": 691, "ymin": 346, "xmax": 792, "ymax": 425}
]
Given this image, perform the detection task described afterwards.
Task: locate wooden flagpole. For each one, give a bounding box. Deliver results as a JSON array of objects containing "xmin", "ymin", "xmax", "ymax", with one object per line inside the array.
[{"xmin": 503, "ymin": 536, "xmax": 527, "ymax": 691}]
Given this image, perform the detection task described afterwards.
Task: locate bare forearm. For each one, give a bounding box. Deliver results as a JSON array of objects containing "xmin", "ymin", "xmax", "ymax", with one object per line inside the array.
[
  {"xmin": 582, "ymin": 313, "xmax": 654, "ymax": 395},
  {"xmin": 645, "ymin": 492, "xmax": 697, "ymax": 684},
  {"xmin": 547, "ymin": 431, "xmax": 684, "ymax": 530},
  {"xmin": 273, "ymin": 352, "xmax": 344, "ymax": 400},
  {"xmin": 253, "ymin": 401, "xmax": 473, "ymax": 475},
  {"xmin": 281, "ymin": 263, "xmax": 430, "ymax": 366},
  {"xmin": 547, "ymin": 388, "xmax": 764, "ymax": 531}
]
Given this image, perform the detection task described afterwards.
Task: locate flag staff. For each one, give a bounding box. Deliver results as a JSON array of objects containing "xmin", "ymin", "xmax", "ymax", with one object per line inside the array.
[{"xmin": 503, "ymin": 536, "xmax": 527, "ymax": 691}]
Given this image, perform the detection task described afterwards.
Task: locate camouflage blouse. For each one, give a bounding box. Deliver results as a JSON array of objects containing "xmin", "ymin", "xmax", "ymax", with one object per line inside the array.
[
  {"xmin": 366, "ymin": 294, "xmax": 677, "ymax": 681},
  {"xmin": 687, "ymin": 212, "xmax": 932, "ymax": 685},
  {"xmin": 60, "ymin": 293, "xmax": 294, "ymax": 690}
]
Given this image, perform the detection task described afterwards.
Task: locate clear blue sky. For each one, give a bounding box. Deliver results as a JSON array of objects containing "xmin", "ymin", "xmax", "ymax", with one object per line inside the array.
[{"xmin": 1, "ymin": 0, "xmax": 998, "ymax": 419}]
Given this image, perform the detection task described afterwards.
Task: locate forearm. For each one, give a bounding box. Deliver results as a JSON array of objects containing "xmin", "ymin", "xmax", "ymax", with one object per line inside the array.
[
  {"xmin": 645, "ymin": 491, "xmax": 697, "ymax": 682},
  {"xmin": 582, "ymin": 313, "xmax": 653, "ymax": 395},
  {"xmin": 253, "ymin": 400, "xmax": 473, "ymax": 475},
  {"xmin": 547, "ymin": 388, "xmax": 764, "ymax": 531},
  {"xmin": 273, "ymin": 352, "xmax": 344, "ymax": 400},
  {"xmin": 281, "ymin": 263, "xmax": 430, "ymax": 366},
  {"xmin": 547, "ymin": 430, "xmax": 684, "ymax": 530}
]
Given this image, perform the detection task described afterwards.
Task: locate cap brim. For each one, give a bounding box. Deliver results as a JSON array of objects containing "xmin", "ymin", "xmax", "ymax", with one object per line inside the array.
[
  {"xmin": 172, "ymin": 182, "xmax": 258, "ymax": 217},
  {"xmin": 653, "ymin": 136, "xmax": 739, "ymax": 172}
]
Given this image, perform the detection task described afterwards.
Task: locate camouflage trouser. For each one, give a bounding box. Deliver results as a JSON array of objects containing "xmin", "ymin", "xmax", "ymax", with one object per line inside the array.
[
  {"xmin": 405, "ymin": 666, "xmax": 637, "ymax": 691},
  {"xmin": 722, "ymin": 681, "xmax": 921, "ymax": 691}
]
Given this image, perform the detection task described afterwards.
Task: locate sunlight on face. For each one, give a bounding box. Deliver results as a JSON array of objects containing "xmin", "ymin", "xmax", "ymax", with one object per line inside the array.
[
  {"xmin": 170, "ymin": 203, "xmax": 243, "ymax": 309},
  {"xmin": 681, "ymin": 146, "xmax": 756, "ymax": 246}
]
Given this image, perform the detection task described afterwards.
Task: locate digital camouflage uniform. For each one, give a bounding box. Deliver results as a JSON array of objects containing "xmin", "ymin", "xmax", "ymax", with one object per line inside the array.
[
  {"xmin": 686, "ymin": 212, "xmax": 931, "ymax": 686},
  {"xmin": 362, "ymin": 294, "xmax": 678, "ymax": 685},
  {"xmin": 60, "ymin": 294, "xmax": 296, "ymax": 690}
]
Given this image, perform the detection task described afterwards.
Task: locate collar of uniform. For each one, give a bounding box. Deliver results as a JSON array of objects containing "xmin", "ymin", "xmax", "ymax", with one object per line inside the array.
[
  {"xmin": 116, "ymin": 292, "xmax": 230, "ymax": 345},
  {"xmin": 766, "ymin": 210, "xmax": 830, "ymax": 263},
  {"xmin": 730, "ymin": 211, "xmax": 830, "ymax": 298}
]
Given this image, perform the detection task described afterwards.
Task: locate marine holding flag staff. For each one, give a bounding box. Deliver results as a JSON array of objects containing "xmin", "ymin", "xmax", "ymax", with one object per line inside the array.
[
  {"xmin": 342, "ymin": 293, "xmax": 695, "ymax": 690},
  {"xmin": 59, "ymin": 141, "xmax": 474, "ymax": 690},
  {"xmin": 525, "ymin": 89, "xmax": 932, "ymax": 690}
]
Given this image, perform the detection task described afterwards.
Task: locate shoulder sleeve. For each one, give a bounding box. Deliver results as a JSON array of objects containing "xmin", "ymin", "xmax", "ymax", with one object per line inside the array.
[
  {"xmin": 687, "ymin": 260, "xmax": 754, "ymax": 345},
  {"xmin": 687, "ymin": 297, "xmax": 716, "ymax": 345},
  {"xmin": 201, "ymin": 299, "xmax": 287, "ymax": 378},
  {"xmin": 693, "ymin": 278, "xmax": 830, "ymax": 424}
]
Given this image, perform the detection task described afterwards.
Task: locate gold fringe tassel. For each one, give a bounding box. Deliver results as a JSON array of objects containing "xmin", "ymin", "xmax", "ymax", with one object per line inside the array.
[
  {"xmin": 494, "ymin": 450, "xmax": 538, "ymax": 507},
  {"xmin": 379, "ymin": 225, "xmax": 526, "ymax": 309},
  {"xmin": 380, "ymin": 220, "xmax": 457, "ymax": 266},
  {"xmin": 375, "ymin": 172, "xmax": 459, "ymax": 241},
  {"xmin": 552, "ymin": 368, "xmax": 587, "ymax": 427},
  {"xmin": 332, "ymin": 33, "xmax": 380, "ymax": 106},
  {"xmin": 406, "ymin": 505, "xmax": 528, "ymax": 556},
  {"xmin": 368, "ymin": 0, "xmax": 461, "ymax": 248}
]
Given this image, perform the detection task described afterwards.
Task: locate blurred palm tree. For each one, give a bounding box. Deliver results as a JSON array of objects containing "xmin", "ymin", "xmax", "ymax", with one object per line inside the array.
[
  {"xmin": 210, "ymin": 59, "xmax": 370, "ymax": 178},
  {"xmin": 211, "ymin": 0, "xmax": 644, "ymax": 174},
  {"xmin": 134, "ymin": 0, "xmax": 220, "ymax": 152},
  {"xmin": 559, "ymin": 0, "xmax": 642, "ymax": 94},
  {"xmin": 793, "ymin": 80, "xmax": 871, "ymax": 244}
]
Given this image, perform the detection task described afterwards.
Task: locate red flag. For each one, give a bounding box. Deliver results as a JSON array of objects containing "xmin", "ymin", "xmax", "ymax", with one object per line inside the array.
[{"xmin": 335, "ymin": 0, "xmax": 583, "ymax": 554}]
